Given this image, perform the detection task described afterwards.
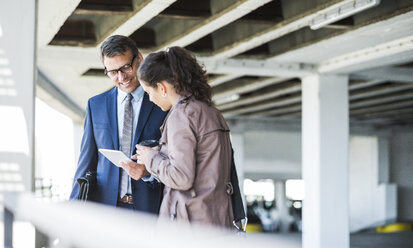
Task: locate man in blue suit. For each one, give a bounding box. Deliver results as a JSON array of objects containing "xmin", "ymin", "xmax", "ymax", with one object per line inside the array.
[{"xmin": 70, "ymin": 35, "xmax": 167, "ymax": 213}]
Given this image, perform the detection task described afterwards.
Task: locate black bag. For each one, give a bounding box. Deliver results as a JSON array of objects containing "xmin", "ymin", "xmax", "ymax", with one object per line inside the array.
[
  {"xmin": 230, "ymin": 148, "xmax": 247, "ymax": 233},
  {"xmin": 76, "ymin": 171, "xmax": 96, "ymax": 201}
]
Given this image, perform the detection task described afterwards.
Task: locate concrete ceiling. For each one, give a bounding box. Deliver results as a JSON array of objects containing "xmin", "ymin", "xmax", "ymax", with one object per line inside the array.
[{"xmin": 37, "ymin": 0, "xmax": 413, "ymax": 127}]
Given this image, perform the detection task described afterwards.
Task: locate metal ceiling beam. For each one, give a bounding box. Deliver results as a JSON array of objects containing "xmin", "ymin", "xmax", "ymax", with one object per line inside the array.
[
  {"xmin": 349, "ymin": 84, "xmax": 413, "ymax": 101},
  {"xmin": 38, "ymin": 0, "xmax": 82, "ymax": 46},
  {"xmin": 222, "ymin": 83, "xmax": 413, "ymax": 118},
  {"xmin": 350, "ymin": 90, "xmax": 413, "ymax": 109},
  {"xmin": 102, "ymin": 0, "xmax": 177, "ymax": 42},
  {"xmin": 223, "ymin": 84, "xmax": 413, "ymax": 118},
  {"xmin": 352, "ymin": 106, "xmax": 413, "ymax": 119},
  {"xmin": 222, "ymin": 95, "xmax": 301, "ymax": 117},
  {"xmin": 209, "ymin": 74, "xmax": 243, "ymax": 87},
  {"xmin": 74, "ymin": 1, "xmax": 133, "ymax": 15},
  {"xmin": 201, "ymin": 57, "xmax": 315, "ymax": 77},
  {"xmin": 349, "ymin": 79, "xmax": 387, "ymax": 90},
  {"xmin": 319, "ymin": 34, "xmax": 413, "ymax": 74},
  {"xmin": 38, "ymin": 46, "xmax": 311, "ymax": 78},
  {"xmin": 351, "ymin": 67, "xmax": 413, "ymax": 83},
  {"xmin": 268, "ymin": 9, "xmax": 413, "ymax": 69},
  {"xmin": 159, "ymin": 0, "xmax": 272, "ymax": 49},
  {"xmin": 251, "ymin": 104, "xmax": 301, "ymax": 117},
  {"xmin": 309, "ymin": 0, "xmax": 380, "ymax": 30},
  {"xmin": 50, "ymin": 20, "xmax": 97, "ymax": 46},
  {"xmin": 217, "ymin": 83, "xmax": 301, "ymax": 111},
  {"xmin": 222, "ymin": 95, "xmax": 413, "ymax": 119},
  {"xmin": 227, "ymin": 117, "xmax": 302, "ymax": 133},
  {"xmin": 213, "ymin": 77, "xmax": 288, "ymax": 102},
  {"xmin": 208, "ymin": 0, "xmax": 369, "ymax": 60},
  {"xmin": 351, "ymin": 99, "xmax": 413, "ymax": 115}
]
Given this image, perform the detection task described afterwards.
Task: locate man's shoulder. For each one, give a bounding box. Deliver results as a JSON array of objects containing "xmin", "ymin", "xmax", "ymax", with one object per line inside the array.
[{"xmin": 89, "ymin": 87, "xmax": 116, "ymax": 103}]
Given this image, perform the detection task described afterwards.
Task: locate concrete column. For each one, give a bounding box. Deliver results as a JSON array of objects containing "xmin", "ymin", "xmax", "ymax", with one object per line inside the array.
[
  {"xmin": 378, "ymin": 137, "xmax": 390, "ymax": 184},
  {"xmin": 0, "ymin": 0, "xmax": 37, "ymax": 198},
  {"xmin": 275, "ymin": 180, "xmax": 290, "ymax": 233},
  {"xmin": 376, "ymin": 136, "xmax": 397, "ymax": 224},
  {"xmin": 231, "ymin": 133, "xmax": 246, "ymax": 211},
  {"xmin": 302, "ymin": 74, "xmax": 349, "ymax": 248}
]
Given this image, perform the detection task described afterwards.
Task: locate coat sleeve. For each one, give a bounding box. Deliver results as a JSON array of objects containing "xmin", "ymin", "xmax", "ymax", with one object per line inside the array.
[
  {"xmin": 69, "ymin": 99, "xmax": 98, "ymax": 200},
  {"xmin": 145, "ymin": 108, "xmax": 196, "ymax": 191}
]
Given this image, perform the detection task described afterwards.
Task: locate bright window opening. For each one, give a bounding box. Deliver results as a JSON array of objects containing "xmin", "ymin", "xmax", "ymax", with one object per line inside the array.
[
  {"xmin": 35, "ymin": 98, "xmax": 77, "ymax": 201},
  {"xmin": 244, "ymin": 179, "xmax": 274, "ymax": 202},
  {"xmin": 286, "ymin": 179, "xmax": 304, "ymax": 201}
]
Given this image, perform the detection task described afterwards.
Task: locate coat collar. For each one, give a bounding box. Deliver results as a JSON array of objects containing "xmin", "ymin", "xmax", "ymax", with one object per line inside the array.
[{"xmin": 160, "ymin": 95, "xmax": 190, "ymax": 132}]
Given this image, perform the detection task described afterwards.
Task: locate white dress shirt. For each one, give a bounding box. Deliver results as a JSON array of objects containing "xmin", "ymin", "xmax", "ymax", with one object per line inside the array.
[{"xmin": 117, "ymin": 86, "xmax": 144, "ymax": 194}]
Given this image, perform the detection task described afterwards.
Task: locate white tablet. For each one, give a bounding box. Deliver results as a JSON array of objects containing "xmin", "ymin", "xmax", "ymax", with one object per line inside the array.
[{"xmin": 98, "ymin": 149, "xmax": 132, "ymax": 167}]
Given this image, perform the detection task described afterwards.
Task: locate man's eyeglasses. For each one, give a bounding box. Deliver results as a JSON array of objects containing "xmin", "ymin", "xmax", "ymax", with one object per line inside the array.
[{"xmin": 104, "ymin": 55, "xmax": 136, "ymax": 79}]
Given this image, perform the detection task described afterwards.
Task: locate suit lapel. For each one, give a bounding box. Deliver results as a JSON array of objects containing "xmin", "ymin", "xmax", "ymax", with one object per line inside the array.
[
  {"xmin": 132, "ymin": 92, "xmax": 153, "ymax": 147},
  {"xmin": 107, "ymin": 87, "xmax": 119, "ymax": 150}
]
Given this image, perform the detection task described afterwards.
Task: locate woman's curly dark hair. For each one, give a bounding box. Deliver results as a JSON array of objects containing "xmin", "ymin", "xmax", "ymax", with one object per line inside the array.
[{"xmin": 138, "ymin": 46, "xmax": 212, "ymax": 105}]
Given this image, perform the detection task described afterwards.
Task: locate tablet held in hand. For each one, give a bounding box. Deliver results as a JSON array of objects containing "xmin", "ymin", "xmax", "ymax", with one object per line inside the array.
[{"xmin": 98, "ymin": 149, "xmax": 132, "ymax": 167}]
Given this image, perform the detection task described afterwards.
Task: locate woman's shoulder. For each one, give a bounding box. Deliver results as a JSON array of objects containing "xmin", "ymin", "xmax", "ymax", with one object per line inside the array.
[
  {"xmin": 175, "ymin": 97, "xmax": 229, "ymax": 133},
  {"xmin": 177, "ymin": 97, "xmax": 215, "ymax": 116}
]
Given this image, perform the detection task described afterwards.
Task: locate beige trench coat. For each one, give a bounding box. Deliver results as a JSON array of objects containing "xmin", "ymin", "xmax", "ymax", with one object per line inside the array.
[{"xmin": 145, "ymin": 95, "xmax": 234, "ymax": 228}]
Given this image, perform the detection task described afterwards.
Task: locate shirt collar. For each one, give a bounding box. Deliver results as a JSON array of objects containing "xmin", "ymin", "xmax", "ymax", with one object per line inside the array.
[{"xmin": 118, "ymin": 86, "xmax": 144, "ymax": 103}]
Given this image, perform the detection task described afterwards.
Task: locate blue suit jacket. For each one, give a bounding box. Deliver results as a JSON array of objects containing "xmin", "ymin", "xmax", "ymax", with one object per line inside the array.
[{"xmin": 70, "ymin": 87, "xmax": 167, "ymax": 214}]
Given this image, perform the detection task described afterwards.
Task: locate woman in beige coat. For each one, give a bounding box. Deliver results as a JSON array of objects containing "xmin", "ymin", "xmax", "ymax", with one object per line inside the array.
[{"xmin": 134, "ymin": 46, "xmax": 234, "ymax": 228}]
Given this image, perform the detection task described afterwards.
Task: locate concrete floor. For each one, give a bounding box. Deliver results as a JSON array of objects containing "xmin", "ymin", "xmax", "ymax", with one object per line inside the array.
[
  {"xmin": 248, "ymin": 231, "xmax": 413, "ymax": 248},
  {"xmin": 350, "ymin": 232, "xmax": 413, "ymax": 248}
]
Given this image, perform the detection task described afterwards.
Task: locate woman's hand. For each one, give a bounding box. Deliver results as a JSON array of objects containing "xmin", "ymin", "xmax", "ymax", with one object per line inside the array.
[
  {"xmin": 134, "ymin": 144, "xmax": 155, "ymax": 165},
  {"xmin": 120, "ymin": 160, "xmax": 150, "ymax": 180}
]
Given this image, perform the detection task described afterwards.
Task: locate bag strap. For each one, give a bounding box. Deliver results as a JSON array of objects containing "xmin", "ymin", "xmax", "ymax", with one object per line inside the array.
[{"xmin": 230, "ymin": 147, "xmax": 248, "ymax": 232}]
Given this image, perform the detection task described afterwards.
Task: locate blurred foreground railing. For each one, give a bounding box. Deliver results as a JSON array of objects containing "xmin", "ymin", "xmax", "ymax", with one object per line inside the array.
[{"xmin": 3, "ymin": 192, "xmax": 282, "ymax": 248}]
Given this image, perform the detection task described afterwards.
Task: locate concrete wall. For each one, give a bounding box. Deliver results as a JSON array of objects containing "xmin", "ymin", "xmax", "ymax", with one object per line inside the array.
[
  {"xmin": 243, "ymin": 131, "xmax": 301, "ymax": 180},
  {"xmin": 390, "ymin": 130, "xmax": 413, "ymax": 221},
  {"xmin": 349, "ymin": 136, "xmax": 379, "ymax": 231},
  {"xmin": 348, "ymin": 136, "xmax": 397, "ymax": 232}
]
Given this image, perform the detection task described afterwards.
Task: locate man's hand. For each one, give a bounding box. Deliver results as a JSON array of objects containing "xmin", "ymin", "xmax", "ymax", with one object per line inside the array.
[{"xmin": 120, "ymin": 160, "xmax": 150, "ymax": 180}]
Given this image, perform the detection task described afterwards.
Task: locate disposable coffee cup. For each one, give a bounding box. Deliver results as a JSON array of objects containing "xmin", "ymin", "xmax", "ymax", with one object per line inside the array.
[{"xmin": 138, "ymin": 139, "xmax": 159, "ymax": 148}]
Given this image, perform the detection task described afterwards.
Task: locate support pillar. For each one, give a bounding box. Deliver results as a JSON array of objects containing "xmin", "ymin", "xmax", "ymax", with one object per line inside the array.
[
  {"xmin": 0, "ymin": 0, "xmax": 37, "ymax": 190},
  {"xmin": 0, "ymin": 0, "xmax": 37, "ymax": 246},
  {"xmin": 275, "ymin": 181, "xmax": 290, "ymax": 233},
  {"xmin": 302, "ymin": 74, "xmax": 349, "ymax": 248},
  {"xmin": 376, "ymin": 137, "xmax": 397, "ymax": 224},
  {"xmin": 4, "ymin": 208, "xmax": 13, "ymax": 248}
]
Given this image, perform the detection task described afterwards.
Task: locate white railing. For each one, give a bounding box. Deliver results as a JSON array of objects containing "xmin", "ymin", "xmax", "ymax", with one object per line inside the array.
[{"xmin": 3, "ymin": 192, "xmax": 282, "ymax": 248}]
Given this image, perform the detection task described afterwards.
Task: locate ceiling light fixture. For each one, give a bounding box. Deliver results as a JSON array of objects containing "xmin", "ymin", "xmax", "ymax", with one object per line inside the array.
[{"xmin": 310, "ymin": 0, "xmax": 381, "ymax": 30}]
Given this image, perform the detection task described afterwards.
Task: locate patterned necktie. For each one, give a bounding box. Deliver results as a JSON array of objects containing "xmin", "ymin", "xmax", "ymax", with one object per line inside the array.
[{"xmin": 119, "ymin": 93, "xmax": 133, "ymax": 198}]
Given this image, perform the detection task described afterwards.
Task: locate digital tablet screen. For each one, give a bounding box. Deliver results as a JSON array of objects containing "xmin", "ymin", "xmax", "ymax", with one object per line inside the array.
[{"xmin": 98, "ymin": 149, "xmax": 132, "ymax": 167}]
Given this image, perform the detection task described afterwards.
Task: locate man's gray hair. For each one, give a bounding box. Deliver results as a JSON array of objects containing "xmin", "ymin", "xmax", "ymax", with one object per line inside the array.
[{"xmin": 100, "ymin": 35, "xmax": 139, "ymax": 60}]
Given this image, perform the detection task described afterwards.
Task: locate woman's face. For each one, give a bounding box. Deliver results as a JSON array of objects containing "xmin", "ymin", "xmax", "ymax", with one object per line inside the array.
[{"xmin": 140, "ymin": 81, "xmax": 172, "ymax": 111}]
